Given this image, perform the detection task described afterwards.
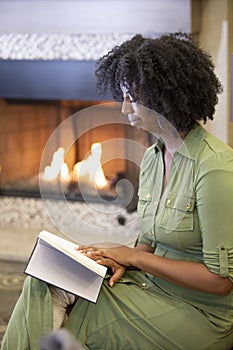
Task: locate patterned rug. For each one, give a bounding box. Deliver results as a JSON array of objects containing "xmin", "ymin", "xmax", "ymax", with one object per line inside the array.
[{"xmin": 0, "ymin": 260, "xmax": 26, "ymax": 345}]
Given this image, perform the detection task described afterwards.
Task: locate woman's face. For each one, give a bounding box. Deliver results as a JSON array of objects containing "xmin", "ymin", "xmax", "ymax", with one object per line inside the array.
[{"xmin": 121, "ymin": 85, "xmax": 162, "ymax": 134}]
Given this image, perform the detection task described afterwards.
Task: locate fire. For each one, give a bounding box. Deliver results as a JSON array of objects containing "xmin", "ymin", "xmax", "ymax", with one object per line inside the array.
[
  {"xmin": 43, "ymin": 147, "xmax": 69, "ymax": 181},
  {"xmin": 42, "ymin": 143, "xmax": 108, "ymax": 189},
  {"xmin": 73, "ymin": 143, "xmax": 108, "ymax": 189}
]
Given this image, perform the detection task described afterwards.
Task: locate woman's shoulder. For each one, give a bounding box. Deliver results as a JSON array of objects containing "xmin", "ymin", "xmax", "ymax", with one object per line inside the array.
[
  {"xmin": 204, "ymin": 131, "xmax": 233, "ymax": 155},
  {"xmin": 200, "ymin": 130, "xmax": 233, "ymax": 172},
  {"xmin": 188, "ymin": 124, "xmax": 233, "ymax": 157}
]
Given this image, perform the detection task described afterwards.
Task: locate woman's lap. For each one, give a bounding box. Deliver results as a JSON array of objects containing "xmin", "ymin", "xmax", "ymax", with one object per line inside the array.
[
  {"xmin": 66, "ymin": 271, "xmax": 233, "ymax": 350},
  {"xmin": 2, "ymin": 272, "xmax": 233, "ymax": 350}
]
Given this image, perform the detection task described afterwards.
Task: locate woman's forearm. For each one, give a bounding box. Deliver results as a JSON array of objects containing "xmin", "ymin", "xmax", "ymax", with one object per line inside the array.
[
  {"xmin": 132, "ymin": 249, "xmax": 232, "ymax": 296},
  {"xmin": 78, "ymin": 244, "xmax": 232, "ymax": 295}
]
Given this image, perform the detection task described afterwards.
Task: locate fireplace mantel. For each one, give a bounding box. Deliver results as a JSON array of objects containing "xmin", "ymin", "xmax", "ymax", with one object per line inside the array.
[
  {"xmin": 0, "ymin": 0, "xmax": 191, "ymax": 101},
  {"xmin": 0, "ymin": 59, "xmax": 107, "ymax": 101}
]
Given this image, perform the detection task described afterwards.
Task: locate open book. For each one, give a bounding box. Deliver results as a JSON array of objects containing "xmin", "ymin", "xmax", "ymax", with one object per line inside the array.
[{"xmin": 25, "ymin": 230, "xmax": 107, "ymax": 303}]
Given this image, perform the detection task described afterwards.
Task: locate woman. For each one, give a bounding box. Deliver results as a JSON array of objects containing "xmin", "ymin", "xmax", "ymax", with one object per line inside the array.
[{"xmin": 2, "ymin": 33, "xmax": 233, "ymax": 350}]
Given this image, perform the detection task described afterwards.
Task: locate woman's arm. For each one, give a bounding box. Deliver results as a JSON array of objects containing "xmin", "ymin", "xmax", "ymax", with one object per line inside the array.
[
  {"xmin": 132, "ymin": 249, "xmax": 233, "ymax": 296},
  {"xmin": 79, "ymin": 245, "xmax": 232, "ymax": 295}
]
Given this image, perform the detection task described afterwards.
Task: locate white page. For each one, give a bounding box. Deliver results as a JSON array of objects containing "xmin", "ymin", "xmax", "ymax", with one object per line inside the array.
[
  {"xmin": 39, "ymin": 230, "xmax": 107, "ymax": 277},
  {"xmin": 25, "ymin": 239, "xmax": 104, "ymax": 303}
]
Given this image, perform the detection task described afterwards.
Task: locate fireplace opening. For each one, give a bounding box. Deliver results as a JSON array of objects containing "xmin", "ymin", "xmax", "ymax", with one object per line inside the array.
[{"xmin": 0, "ymin": 98, "xmax": 149, "ymax": 211}]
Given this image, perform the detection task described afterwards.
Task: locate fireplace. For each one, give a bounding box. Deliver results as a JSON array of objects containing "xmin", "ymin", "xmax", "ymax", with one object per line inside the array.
[
  {"xmin": 0, "ymin": 31, "xmax": 155, "ymax": 212},
  {"xmin": 0, "ymin": 98, "xmax": 149, "ymax": 211},
  {"xmin": 0, "ymin": 1, "xmax": 191, "ymax": 245},
  {"xmin": 0, "ymin": 0, "xmax": 192, "ymax": 210}
]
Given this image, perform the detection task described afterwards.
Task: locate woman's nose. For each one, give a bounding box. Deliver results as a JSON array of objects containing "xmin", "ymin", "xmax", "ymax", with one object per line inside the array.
[{"xmin": 121, "ymin": 99, "xmax": 134, "ymax": 115}]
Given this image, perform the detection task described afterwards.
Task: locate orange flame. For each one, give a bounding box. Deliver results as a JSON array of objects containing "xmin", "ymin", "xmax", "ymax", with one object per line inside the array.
[
  {"xmin": 43, "ymin": 147, "xmax": 70, "ymax": 181},
  {"xmin": 42, "ymin": 143, "xmax": 108, "ymax": 189},
  {"xmin": 73, "ymin": 143, "xmax": 108, "ymax": 189}
]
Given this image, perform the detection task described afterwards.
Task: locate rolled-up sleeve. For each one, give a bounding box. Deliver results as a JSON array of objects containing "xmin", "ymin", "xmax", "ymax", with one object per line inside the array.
[{"xmin": 196, "ymin": 151, "xmax": 233, "ymax": 282}]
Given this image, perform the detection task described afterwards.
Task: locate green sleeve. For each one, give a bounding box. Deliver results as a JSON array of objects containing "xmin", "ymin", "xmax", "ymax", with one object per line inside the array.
[{"xmin": 196, "ymin": 150, "xmax": 233, "ymax": 282}]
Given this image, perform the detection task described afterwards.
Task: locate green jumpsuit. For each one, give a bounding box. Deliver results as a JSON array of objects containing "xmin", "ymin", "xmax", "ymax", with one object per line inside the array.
[{"xmin": 2, "ymin": 125, "xmax": 233, "ymax": 350}]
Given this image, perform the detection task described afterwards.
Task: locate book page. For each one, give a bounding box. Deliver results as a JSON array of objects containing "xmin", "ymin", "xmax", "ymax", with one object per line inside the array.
[
  {"xmin": 39, "ymin": 230, "xmax": 107, "ymax": 277},
  {"xmin": 25, "ymin": 238, "xmax": 105, "ymax": 303}
]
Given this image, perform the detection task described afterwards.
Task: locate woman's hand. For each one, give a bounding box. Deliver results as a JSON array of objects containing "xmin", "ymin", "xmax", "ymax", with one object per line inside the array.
[
  {"xmin": 76, "ymin": 246, "xmax": 127, "ymax": 287},
  {"xmin": 96, "ymin": 257, "xmax": 127, "ymax": 287},
  {"xmin": 77, "ymin": 245, "xmax": 136, "ymax": 267}
]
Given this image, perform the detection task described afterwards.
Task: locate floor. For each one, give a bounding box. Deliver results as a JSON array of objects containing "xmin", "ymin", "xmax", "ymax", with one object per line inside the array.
[
  {"xmin": 0, "ymin": 225, "xmax": 44, "ymax": 345},
  {"xmin": 0, "ymin": 260, "xmax": 26, "ymax": 345}
]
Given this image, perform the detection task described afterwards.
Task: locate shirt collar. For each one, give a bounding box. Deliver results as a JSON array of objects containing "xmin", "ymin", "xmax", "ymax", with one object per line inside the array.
[
  {"xmin": 176, "ymin": 124, "xmax": 207, "ymax": 160},
  {"xmin": 153, "ymin": 124, "xmax": 208, "ymax": 160}
]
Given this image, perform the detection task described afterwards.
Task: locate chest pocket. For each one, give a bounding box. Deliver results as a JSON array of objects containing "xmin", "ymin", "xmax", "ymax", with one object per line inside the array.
[
  {"xmin": 137, "ymin": 187, "xmax": 152, "ymax": 218},
  {"xmin": 159, "ymin": 193, "xmax": 195, "ymax": 232}
]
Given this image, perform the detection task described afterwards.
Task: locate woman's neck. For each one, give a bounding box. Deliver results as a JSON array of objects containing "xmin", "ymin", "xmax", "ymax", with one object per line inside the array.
[{"xmin": 158, "ymin": 129, "xmax": 187, "ymax": 157}]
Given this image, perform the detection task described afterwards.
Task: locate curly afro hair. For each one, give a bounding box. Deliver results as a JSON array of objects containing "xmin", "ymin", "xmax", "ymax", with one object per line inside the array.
[{"xmin": 95, "ymin": 33, "xmax": 223, "ymax": 133}]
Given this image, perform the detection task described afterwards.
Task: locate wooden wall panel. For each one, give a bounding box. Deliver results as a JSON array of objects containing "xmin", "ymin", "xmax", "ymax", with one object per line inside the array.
[{"xmin": 0, "ymin": 100, "xmax": 59, "ymax": 185}]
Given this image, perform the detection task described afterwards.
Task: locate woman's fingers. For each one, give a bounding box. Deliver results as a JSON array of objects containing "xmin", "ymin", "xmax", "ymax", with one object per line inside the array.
[
  {"xmin": 98, "ymin": 258, "xmax": 126, "ymax": 286},
  {"xmin": 77, "ymin": 245, "xmax": 134, "ymax": 267},
  {"xmin": 85, "ymin": 253, "xmax": 103, "ymax": 261},
  {"xmin": 109, "ymin": 265, "xmax": 126, "ymax": 287},
  {"xmin": 77, "ymin": 249, "xmax": 127, "ymax": 287},
  {"xmin": 91, "ymin": 257, "xmax": 126, "ymax": 287},
  {"xmin": 77, "ymin": 246, "xmax": 103, "ymax": 255}
]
